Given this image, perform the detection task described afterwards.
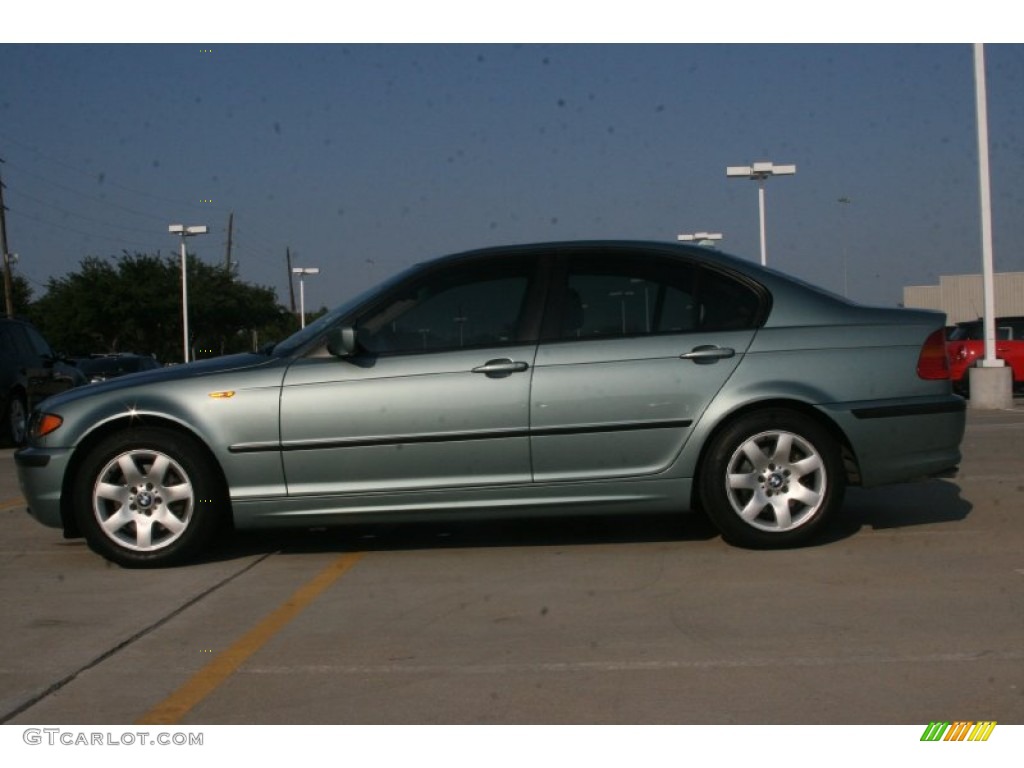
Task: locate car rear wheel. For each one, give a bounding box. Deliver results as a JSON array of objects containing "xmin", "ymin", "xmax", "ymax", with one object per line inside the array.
[
  {"xmin": 73, "ymin": 428, "xmax": 225, "ymax": 567},
  {"xmin": 699, "ymin": 410, "xmax": 844, "ymax": 548}
]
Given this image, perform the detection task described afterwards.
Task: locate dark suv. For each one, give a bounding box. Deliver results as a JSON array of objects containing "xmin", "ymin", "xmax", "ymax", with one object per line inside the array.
[{"xmin": 0, "ymin": 318, "xmax": 84, "ymax": 445}]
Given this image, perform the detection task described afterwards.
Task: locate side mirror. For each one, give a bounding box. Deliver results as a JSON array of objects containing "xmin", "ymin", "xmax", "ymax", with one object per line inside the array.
[{"xmin": 326, "ymin": 326, "xmax": 358, "ymax": 358}]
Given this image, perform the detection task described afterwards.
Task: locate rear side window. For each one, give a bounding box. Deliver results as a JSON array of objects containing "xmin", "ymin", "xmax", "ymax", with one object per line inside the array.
[
  {"xmin": 0, "ymin": 326, "xmax": 14, "ymax": 361},
  {"xmin": 554, "ymin": 252, "xmax": 763, "ymax": 341},
  {"xmin": 998, "ymin": 319, "xmax": 1024, "ymax": 340},
  {"xmin": 951, "ymin": 320, "xmax": 1020, "ymax": 342}
]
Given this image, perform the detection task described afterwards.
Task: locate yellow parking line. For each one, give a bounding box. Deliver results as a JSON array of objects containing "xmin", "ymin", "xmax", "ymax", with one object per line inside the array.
[
  {"xmin": 0, "ymin": 497, "xmax": 24, "ymax": 511},
  {"xmin": 137, "ymin": 551, "xmax": 365, "ymax": 725}
]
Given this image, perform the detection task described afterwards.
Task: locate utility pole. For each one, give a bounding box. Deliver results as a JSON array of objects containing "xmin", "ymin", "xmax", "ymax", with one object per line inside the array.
[
  {"xmin": 286, "ymin": 247, "xmax": 296, "ymax": 313},
  {"xmin": 224, "ymin": 212, "xmax": 234, "ymax": 271},
  {"xmin": 0, "ymin": 162, "xmax": 15, "ymax": 318}
]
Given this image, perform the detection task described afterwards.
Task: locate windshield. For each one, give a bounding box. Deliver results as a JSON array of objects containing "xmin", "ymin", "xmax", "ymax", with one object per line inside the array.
[{"xmin": 269, "ymin": 263, "xmax": 423, "ymax": 357}]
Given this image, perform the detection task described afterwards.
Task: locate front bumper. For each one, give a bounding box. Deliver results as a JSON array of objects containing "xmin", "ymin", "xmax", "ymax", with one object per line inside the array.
[{"xmin": 14, "ymin": 446, "xmax": 73, "ymax": 529}]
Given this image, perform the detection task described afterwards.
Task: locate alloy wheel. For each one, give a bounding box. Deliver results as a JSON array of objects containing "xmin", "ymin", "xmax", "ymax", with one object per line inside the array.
[
  {"xmin": 91, "ymin": 449, "xmax": 195, "ymax": 552},
  {"xmin": 724, "ymin": 429, "xmax": 827, "ymax": 533}
]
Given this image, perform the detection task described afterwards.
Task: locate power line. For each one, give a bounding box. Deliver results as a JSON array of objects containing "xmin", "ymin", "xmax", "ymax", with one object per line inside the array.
[
  {"xmin": 2, "ymin": 157, "xmax": 180, "ymax": 223},
  {"xmin": 0, "ymin": 130, "xmax": 232, "ymax": 216},
  {"xmin": 5, "ymin": 205, "xmax": 181, "ymax": 250},
  {"xmin": 0, "ymin": 137, "xmax": 301, "ymax": 299},
  {"xmin": 5, "ymin": 187, "xmax": 168, "ymax": 236}
]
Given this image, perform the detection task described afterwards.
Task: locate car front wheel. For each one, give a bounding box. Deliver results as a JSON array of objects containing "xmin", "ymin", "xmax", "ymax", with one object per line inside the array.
[
  {"xmin": 73, "ymin": 428, "xmax": 225, "ymax": 567},
  {"xmin": 699, "ymin": 410, "xmax": 845, "ymax": 548}
]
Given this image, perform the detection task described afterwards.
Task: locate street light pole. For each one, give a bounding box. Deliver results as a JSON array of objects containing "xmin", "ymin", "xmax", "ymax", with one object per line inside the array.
[
  {"xmin": 974, "ymin": 43, "xmax": 1000, "ymax": 370},
  {"xmin": 292, "ymin": 266, "xmax": 320, "ymax": 328},
  {"xmin": 168, "ymin": 224, "xmax": 208, "ymax": 363},
  {"xmin": 968, "ymin": 42, "xmax": 1011, "ymax": 409},
  {"xmin": 726, "ymin": 161, "xmax": 796, "ymax": 266}
]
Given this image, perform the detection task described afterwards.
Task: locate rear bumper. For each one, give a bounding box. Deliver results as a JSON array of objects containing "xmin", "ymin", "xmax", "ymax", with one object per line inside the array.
[{"xmin": 822, "ymin": 396, "xmax": 965, "ymax": 487}]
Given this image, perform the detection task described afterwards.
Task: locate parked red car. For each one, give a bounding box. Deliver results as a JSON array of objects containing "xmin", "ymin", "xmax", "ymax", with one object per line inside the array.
[{"xmin": 946, "ymin": 316, "xmax": 1024, "ymax": 394}]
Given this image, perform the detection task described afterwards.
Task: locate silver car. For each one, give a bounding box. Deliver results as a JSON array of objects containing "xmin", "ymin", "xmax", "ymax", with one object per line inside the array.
[{"xmin": 15, "ymin": 241, "xmax": 965, "ymax": 567}]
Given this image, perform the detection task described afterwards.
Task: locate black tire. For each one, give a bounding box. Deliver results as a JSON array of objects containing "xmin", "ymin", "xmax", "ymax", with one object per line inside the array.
[
  {"xmin": 73, "ymin": 428, "xmax": 226, "ymax": 567},
  {"xmin": 3, "ymin": 391, "xmax": 28, "ymax": 447},
  {"xmin": 699, "ymin": 409, "xmax": 845, "ymax": 548}
]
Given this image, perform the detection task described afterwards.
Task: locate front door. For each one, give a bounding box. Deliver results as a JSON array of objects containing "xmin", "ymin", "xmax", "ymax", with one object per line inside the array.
[{"xmin": 280, "ymin": 254, "xmax": 544, "ymax": 497}]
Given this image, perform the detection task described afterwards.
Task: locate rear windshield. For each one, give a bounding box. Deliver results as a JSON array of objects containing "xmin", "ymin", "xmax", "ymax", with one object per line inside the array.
[
  {"xmin": 948, "ymin": 321, "xmax": 1015, "ymax": 341},
  {"xmin": 948, "ymin": 322, "xmax": 981, "ymax": 341}
]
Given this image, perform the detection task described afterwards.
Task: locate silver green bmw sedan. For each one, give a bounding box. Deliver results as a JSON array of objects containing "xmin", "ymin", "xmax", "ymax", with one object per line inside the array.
[{"xmin": 15, "ymin": 241, "xmax": 965, "ymax": 567}]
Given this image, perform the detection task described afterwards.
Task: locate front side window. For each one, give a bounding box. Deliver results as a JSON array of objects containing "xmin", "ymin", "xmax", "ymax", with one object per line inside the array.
[
  {"xmin": 6, "ymin": 325, "xmax": 36, "ymax": 359},
  {"xmin": 23, "ymin": 325, "xmax": 53, "ymax": 357},
  {"xmin": 356, "ymin": 259, "xmax": 536, "ymax": 354}
]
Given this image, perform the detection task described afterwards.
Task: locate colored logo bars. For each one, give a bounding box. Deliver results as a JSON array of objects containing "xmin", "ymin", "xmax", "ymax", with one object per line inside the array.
[{"xmin": 921, "ymin": 721, "xmax": 997, "ymax": 742}]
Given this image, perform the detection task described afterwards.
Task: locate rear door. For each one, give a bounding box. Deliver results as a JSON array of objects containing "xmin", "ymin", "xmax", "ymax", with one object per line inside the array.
[{"xmin": 530, "ymin": 248, "xmax": 764, "ymax": 482}]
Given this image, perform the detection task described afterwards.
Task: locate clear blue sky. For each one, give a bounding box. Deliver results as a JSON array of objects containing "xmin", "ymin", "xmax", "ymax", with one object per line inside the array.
[{"xmin": 2, "ymin": 32, "xmax": 1022, "ymax": 310}]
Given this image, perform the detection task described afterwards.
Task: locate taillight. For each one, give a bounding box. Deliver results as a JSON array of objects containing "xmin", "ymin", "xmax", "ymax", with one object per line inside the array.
[{"xmin": 917, "ymin": 329, "xmax": 950, "ymax": 380}]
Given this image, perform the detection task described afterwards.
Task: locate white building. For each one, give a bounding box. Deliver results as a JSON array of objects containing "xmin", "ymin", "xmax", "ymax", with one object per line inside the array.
[{"xmin": 903, "ymin": 272, "xmax": 1024, "ymax": 324}]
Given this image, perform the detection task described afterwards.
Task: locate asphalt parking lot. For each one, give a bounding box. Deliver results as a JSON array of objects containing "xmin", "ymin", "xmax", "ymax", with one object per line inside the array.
[{"xmin": 1, "ymin": 403, "xmax": 1022, "ymax": 725}]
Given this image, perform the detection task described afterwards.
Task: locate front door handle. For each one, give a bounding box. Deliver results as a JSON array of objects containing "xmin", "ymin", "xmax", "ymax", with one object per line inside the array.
[
  {"xmin": 472, "ymin": 358, "xmax": 530, "ymax": 376},
  {"xmin": 680, "ymin": 345, "xmax": 735, "ymax": 364}
]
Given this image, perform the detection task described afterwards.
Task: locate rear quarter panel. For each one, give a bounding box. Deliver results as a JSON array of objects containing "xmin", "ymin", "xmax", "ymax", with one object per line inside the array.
[{"xmin": 670, "ymin": 278, "xmax": 964, "ymax": 487}]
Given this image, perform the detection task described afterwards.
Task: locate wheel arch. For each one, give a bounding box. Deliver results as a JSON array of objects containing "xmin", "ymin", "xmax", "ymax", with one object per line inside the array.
[
  {"xmin": 688, "ymin": 397, "xmax": 861, "ymax": 512},
  {"xmin": 59, "ymin": 414, "xmax": 233, "ymax": 538}
]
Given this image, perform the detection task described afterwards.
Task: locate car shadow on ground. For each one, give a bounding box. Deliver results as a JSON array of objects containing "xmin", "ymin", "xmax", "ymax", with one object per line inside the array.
[
  {"xmin": 209, "ymin": 510, "xmax": 722, "ymax": 563},
  {"xmin": 822, "ymin": 479, "xmax": 972, "ymax": 544},
  {"xmin": 198, "ymin": 478, "xmax": 972, "ymax": 564}
]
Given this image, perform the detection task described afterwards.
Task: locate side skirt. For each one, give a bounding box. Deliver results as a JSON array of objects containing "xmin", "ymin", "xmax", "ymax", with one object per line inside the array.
[{"xmin": 231, "ymin": 477, "xmax": 694, "ymax": 530}]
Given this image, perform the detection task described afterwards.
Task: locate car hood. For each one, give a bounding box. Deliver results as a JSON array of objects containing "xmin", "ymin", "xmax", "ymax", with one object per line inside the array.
[{"xmin": 35, "ymin": 353, "xmax": 279, "ymax": 411}]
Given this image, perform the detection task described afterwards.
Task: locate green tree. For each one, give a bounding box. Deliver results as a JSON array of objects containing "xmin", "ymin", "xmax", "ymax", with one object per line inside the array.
[
  {"xmin": 29, "ymin": 252, "xmax": 293, "ymax": 362},
  {"xmin": 10, "ymin": 273, "xmax": 34, "ymax": 315}
]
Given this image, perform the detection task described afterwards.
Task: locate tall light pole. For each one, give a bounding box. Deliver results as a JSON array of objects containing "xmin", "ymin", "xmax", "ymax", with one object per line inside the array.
[
  {"xmin": 292, "ymin": 266, "xmax": 320, "ymax": 328},
  {"xmin": 974, "ymin": 43, "xmax": 1001, "ymax": 371},
  {"xmin": 969, "ymin": 42, "xmax": 1010, "ymax": 409},
  {"xmin": 609, "ymin": 290, "xmax": 634, "ymax": 334},
  {"xmin": 677, "ymin": 232, "xmax": 723, "ymax": 248},
  {"xmin": 168, "ymin": 224, "xmax": 208, "ymax": 363},
  {"xmin": 726, "ymin": 161, "xmax": 796, "ymax": 266}
]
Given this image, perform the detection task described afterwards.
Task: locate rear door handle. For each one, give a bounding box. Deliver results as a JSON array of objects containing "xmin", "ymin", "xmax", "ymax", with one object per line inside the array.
[
  {"xmin": 472, "ymin": 358, "xmax": 530, "ymax": 376},
  {"xmin": 680, "ymin": 345, "xmax": 735, "ymax": 364}
]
